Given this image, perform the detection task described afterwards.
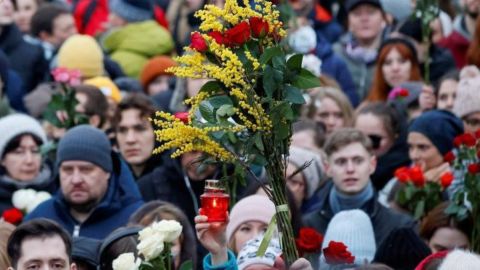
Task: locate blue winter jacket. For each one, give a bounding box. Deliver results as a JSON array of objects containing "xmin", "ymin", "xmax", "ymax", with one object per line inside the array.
[
  {"xmin": 25, "ymin": 153, "xmax": 144, "ymax": 239},
  {"xmin": 315, "ymin": 35, "xmax": 359, "ymax": 107}
]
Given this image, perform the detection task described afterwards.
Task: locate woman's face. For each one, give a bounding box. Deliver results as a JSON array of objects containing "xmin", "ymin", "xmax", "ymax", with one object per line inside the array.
[
  {"xmin": 171, "ymin": 237, "xmax": 182, "ymax": 269},
  {"xmin": 233, "ymin": 221, "xmax": 268, "ymax": 253},
  {"xmin": 286, "ymin": 163, "xmax": 306, "ymax": 208},
  {"xmin": 407, "ymin": 132, "xmax": 444, "ymax": 171},
  {"xmin": 462, "ymin": 111, "xmax": 480, "ymax": 133},
  {"xmin": 382, "ymin": 48, "xmax": 412, "ymax": 88},
  {"xmin": 437, "ymin": 79, "xmax": 458, "ymax": 111},
  {"xmin": 355, "ymin": 113, "xmax": 395, "ymax": 157},
  {"xmin": 1, "ymin": 135, "xmax": 41, "ymax": 181},
  {"xmin": 429, "ymin": 227, "xmax": 469, "ymax": 253},
  {"xmin": 13, "ymin": 0, "xmax": 38, "ymax": 33},
  {"xmin": 314, "ymin": 97, "xmax": 345, "ymax": 134}
]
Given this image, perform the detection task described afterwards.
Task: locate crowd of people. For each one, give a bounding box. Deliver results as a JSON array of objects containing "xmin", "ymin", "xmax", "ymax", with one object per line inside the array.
[{"xmin": 0, "ymin": 0, "xmax": 479, "ymax": 269}]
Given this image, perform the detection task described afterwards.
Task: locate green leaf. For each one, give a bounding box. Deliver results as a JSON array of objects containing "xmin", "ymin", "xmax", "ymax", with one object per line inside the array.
[
  {"xmin": 284, "ymin": 85, "xmax": 305, "ymax": 104},
  {"xmin": 287, "ymin": 54, "xmax": 303, "ymax": 70},
  {"xmin": 254, "ymin": 133, "xmax": 264, "ymax": 152},
  {"xmin": 199, "ymin": 102, "xmax": 215, "ymax": 123},
  {"xmin": 414, "ymin": 200, "xmax": 425, "ymax": 220},
  {"xmin": 209, "ymin": 95, "xmax": 233, "ymax": 108},
  {"xmin": 200, "ymin": 81, "xmax": 223, "ymax": 94},
  {"xmin": 263, "ymin": 66, "xmax": 275, "ymax": 98},
  {"xmin": 292, "ymin": 69, "xmax": 321, "ymax": 89},
  {"xmin": 256, "ymin": 215, "xmax": 277, "ymax": 257},
  {"xmin": 216, "ymin": 104, "xmax": 235, "ymax": 117},
  {"xmin": 272, "ymin": 55, "xmax": 286, "ymax": 71},
  {"xmin": 179, "ymin": 260, "xmax": 193, "ymax": 270},
  {"xmin": 260, "ymin": 47, "xmax": 282, "ymax": 65}
]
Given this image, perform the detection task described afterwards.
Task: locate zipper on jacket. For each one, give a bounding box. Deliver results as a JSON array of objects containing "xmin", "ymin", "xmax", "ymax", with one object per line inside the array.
[{"xmin": 73, "ymin": 225, "xmax": 81, "ymax": 237}]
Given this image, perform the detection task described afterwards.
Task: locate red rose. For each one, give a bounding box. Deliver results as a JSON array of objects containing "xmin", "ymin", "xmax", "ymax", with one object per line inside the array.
[
  {"xmin": 295, "ymin": 227, "xmax": 323, "ymax": 255},
  {"xmin": 398, "ymin": 88, "xmax": 409, "ymax": 97},
  {"xmin": 443, "ymin": 151, "xmax": 455, "ymax": 164},
  {"xmin": 475, "ymin": 129, "xmax": 480, "ymax": 139},
  {"xmin": 174, "ymin": 112, "xmax": 189, "ymax": 124},
  {"xmin": 2, "ymin": 208, "xmax": 23, "ymax": 225},
  {"xmin": 323, "ymin": 241, "xmax": 355, "ymax": 265},
  {"xmin": 453, "ymin": 135, "xmax": 463, "ymax": 148},
  {"xmin": 440, "ymin": 171, "xmax": 454, "ymax": 188},
  {"xmin": 190, "ymin": 32, "xmax": 208, "ymax": 52},
  {"xmin": 225, "ymin": 21, "xmax": 251, "ymax": 47},
  {"xmin": 468, "ymin": 163, "xmax": 480, "ymax": 174},
  {"xmin": 409, "ymin": 166, "xmax": 425, "ymax": 187},
  {"xmin": 463, "ymin": 133, "xmax": 477, "ymax": 147},
  {"xmin": 394, "ymin": 167, "xmax": 410, "ymax": 184},
  {"xmin": 249, "ymin": 17, "xmax": 269, "ymax": 38},
  {"xmin": 208, "ymin": 31, "xmax": 227, "ymax": 45}
]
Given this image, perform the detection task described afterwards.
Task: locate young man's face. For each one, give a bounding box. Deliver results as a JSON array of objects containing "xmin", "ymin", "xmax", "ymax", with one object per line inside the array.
[
  {"xmin": 326, "ymin": 142, "xmax": 376, "ymax": 195},
  {"xmin": 10, "ymin": 235, "xmax": 76, "ymax": 270},
  {"xmin": 44, "ymin": 13, "xmax": 77, "ymax": 47},
  {"xmin": 348, "ymin": 4, "xmax": 385, "ymax": 43}
]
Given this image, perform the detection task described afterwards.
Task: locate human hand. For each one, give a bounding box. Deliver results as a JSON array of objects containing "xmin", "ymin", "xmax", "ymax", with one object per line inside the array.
[
  {"xmin": 273, "ymin": 257, "xmax": 313, "ymax": 270},
  {"xmin": 419, "ymin": 85, "xmax": 436, "ymax": 111},
  {"xmin": 195, "ymin": 213, "xmax": 228, "ymax": 265},
  {"xmin": 422, "ymin": 162, "xmax": 450, "ymax": 183}
]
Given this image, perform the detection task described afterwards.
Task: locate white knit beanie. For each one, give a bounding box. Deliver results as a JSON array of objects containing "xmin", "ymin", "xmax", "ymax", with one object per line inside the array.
[
  {"xmin": 453, "ymin": 67, "xmax": 480, "ymax": 119},
  {"xmin": 320, "ymin": 210, "xmax": 376, "ymax": 268},
  {"xmin": 288, "ymin": 146, "xmax": 324, "ymax": 199},
  {"xmin": 439, "ymin": 250, "xmax": 480, "ymax": 270},
  {"xmin": 0, "ymin": 114, "xmax": 47, "ymax": 158}
]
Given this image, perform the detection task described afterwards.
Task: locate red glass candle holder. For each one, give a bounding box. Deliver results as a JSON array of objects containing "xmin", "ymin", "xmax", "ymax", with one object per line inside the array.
[{"xmin": 200, "ymin": 180, "xmax": 229, "ymax": 222}]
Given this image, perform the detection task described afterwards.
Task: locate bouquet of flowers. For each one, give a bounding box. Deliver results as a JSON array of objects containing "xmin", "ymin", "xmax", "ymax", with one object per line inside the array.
[
  {"xmin": 394, "ymin": 165, "xmax": 453, "ymax": 219},
  {"xmin": 112, "ymin": 220, "xmax": 188, "ymax": 270},
  {"xmin": 2, "ymin": 189, "xmax": 51, "ymax": 225},
  {"xmin": 152, "ymin": 0, "xmax": 320, "ymax": 264},
  {"xmin": 445, "ymin": 131, "xmax": 480, "ymax": 252}
]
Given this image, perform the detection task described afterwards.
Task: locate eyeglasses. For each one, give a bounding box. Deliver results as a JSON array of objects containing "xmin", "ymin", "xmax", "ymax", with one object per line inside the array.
[{"xmin": 368, "ymin": 134, "xmax": 383, "ymax": 150}]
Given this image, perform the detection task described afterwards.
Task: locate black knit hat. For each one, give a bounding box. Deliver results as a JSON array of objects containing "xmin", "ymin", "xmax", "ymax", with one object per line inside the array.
[
  {"xmin": 345, "ymin": 0, "xmax": 383, "ymax": 12},
  {"xmin": 373, "ymin": 227, "xmax": 431, "ymax": 270},
  {"xmin": 397, "ymin": 18, "xmax": 423, "ymax": 43},
  {"xmin": 378, "ymin": 37, "xmax": 419, "ymax": 65}
]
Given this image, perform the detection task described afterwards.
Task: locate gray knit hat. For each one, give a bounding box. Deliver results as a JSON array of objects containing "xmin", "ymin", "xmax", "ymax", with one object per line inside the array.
[
  {"xmin": 288, "ymin": 146, "xmax": 324, "ymax": 199},
  {"xmin": 57, "ymin": 125, "xmax": 112, "ymax": 172},
  {"xmin": 109, "ymin": 0, "xmax": 153, "ymax": 23},
  {"xmin": 0, "ymin": 114, "xmax": 47, "ymax": 158}
]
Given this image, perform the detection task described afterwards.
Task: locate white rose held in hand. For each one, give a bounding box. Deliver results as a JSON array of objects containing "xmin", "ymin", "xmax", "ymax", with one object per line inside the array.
[
  {"xmin": 153, "ymin": 220, "xmax": 183, "ymax": 242},
  {"xmin": 137, "ymin": 227, "xmax": 165, "ymax": 260},
  {"xmin": 12, "ymin": 189, "xmax": 37, "ymax": 210},
  {"xmin": 112, "ymin": 253, "xmax": 141, "ymax": 270}
]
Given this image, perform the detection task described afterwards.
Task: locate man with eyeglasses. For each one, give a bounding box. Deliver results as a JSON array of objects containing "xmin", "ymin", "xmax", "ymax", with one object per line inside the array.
[
  {"xmin": 453, "ymin": 69, "xmax": 480, "ymax": 133},
  {"xmin": 304, "ymin": 128, "xmax": 416, "ymax": 252}
]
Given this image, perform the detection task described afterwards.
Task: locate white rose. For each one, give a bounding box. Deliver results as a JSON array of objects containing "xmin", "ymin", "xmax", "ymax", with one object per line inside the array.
[
  {"xmin": 152, "ymin": 220, "xmax": 183, "ymax": 243},
  {"xmin": 112, "ymin": 253, "xmax": 141, "ymax": 270},
  {"xmin": 26, "ymin": 191, "xmax": 51, "ymax": 213},
  {"xmin": 12, "ymin": 189, "xmax": 37, "ymax": 210},
  {"xmin": 137, "ymin": 226, "xmax": 166, "ymax": 260}
]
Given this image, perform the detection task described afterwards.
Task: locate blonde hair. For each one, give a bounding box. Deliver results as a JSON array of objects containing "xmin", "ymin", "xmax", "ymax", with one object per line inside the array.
[{"xmin": 307, "ymin": 87, "xmax": 354, "ymax": 127}]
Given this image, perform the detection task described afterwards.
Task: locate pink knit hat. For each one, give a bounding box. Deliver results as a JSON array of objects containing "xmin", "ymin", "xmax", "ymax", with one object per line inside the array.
[{"xmin": 226, "ymin": 195, "xmax": 276, "ymax": 242}]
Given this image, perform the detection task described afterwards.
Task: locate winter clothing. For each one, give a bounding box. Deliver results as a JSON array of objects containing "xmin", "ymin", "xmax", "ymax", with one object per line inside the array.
[
  {"xmin": 72, "ymin": 0, "xmax": 109, "ymax": 36},
  {"xmin": 237, "ymin": 236, "xmax": 282, "ymax": 270},
  {"xmin": 329, "ymin": 182, "xmax": 374, "ymax": 215},
  {"xmin": 308, "ymin": 2, "xmax": 344, "ymax": 43},
  {"xmin": 109, "ymin": 0, "xmax": 153, "ymax": 23},
  {"xmin": 408, "ymin": 110, "xmax": 464, "ymax": 156},
  {"xmin": 453, "ymin": 72, "xmax": 480, "ymax": 119},
  {"xmin": 373, "ymin": 227, "xmax": 431, "ymax": 270},
  {"xmin": 315, "ymin": 35, "xmax": 359, "ymax": 106},
  {"xmin": 303, "ymin": 181, "xmax": 416, "ymax": 249},
  {"xmin": 103, "ymin": 21, "xmax": 174, "ymax": 79},
  {"xmin": 24, "ymin": 153, "xmax": 144, "ymax": 239},
  {"xmin": 0, "ymin": 24, "xmax": 47, "ymax": 93},
  {"xmin": 72, "ymin": 237, "xmax": 101, "ymax": 269},
  {"xmin": 23, "ymin": 82, "xmax": 62, "ymax": 119},
  {"xmin": 203, "ymin": 250, "xmax": 237, "ymax": 270},
  {"xmin": 56, "ymin": 125, "xmax": 113, "ymax": 173},
  {"xmin": 438, "ymin": 16, "xmax": 472, "ymax": 68},
  {"xmin": 380, "ymin": 0, "xmax": 411, "ymax": 22},
  {"xmin": 345, "ymin": 0, "xmax": 382, "ymax": 12},
  {"xmin": 226, "ymin": 195, "xmax": 276, "ymax": 243},
  {"xmin": 415, "ymin": 251, "xmax": 449, "ymax": 270},
  {"xmin": 140, "ymin": 56, "xmax": 176, "ymax": 89},
  {"xmin": 114, "ymin": 77, "xmax": 144, "ymax": 93},
  {"xmin": 84, "ymin": 76, "xmax": 122, "ymax": 103},
  {"xmin": 438, "ymin": 250, "xmax": 480, "ymax": 270},
  {"xmin": 57, "ymin": 35, "xmax": 104, "ymax": 79},
  {"xmin": 0, "ymin": 50, "xmax": 24, "ymax": 112},
  {"xmin": 288, "ymin": 146, "xmax": 324, "ymax": 199},
  {"xmin": 320, "ymin": 210, "xmax": 376, "ymax": 268},
  {"xmin": 0, "ymin": 114, "xmax": 47, "ymax": 158}
]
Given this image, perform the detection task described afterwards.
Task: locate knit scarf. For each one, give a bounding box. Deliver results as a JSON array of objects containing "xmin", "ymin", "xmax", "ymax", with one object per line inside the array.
[{"xmin": 329, "ymin": 181, "xmax": 374, "ymax": 215}]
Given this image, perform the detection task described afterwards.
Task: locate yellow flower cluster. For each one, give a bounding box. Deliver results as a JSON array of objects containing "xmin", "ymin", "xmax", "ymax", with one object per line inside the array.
[
  {"xmin": 153, "ymin": 112, "xmax": 235, "ymax": 162},
  {"xmin": 245, "ymin": 50, "xmax": 260, "ymax": 70}
]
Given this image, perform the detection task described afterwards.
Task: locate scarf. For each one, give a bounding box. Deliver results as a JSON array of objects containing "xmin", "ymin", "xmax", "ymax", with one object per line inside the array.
[{"xmin": 329, "ymin": 181, "xmax": 374, "ymax": 215}]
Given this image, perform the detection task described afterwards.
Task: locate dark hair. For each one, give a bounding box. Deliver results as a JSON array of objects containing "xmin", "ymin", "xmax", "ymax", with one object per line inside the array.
[
  {"xmin": 127, "ymin": 201, "xmax": 198, "ymax": 268},
  {"xmin": 2, "ymin": 133, "xmax": 43, "ymax": 159},
  {"xmin": 7, "ymin": 219, "xmax": 72, "ymax": 268},
  {"xmin": 112, "ymin": 93, "xmax": 157, "ymax": 129},
  {"xmin": 11, "ymin": 0, "xmax": 44, "ymax": 10},
  {"xmin": 98, "ymin": 227, "xmax": 141, "ymax": 270},
  {"xmin": 292, "ymin": 119, "xmax": 327, "ymax": 148},
  {"xmin": 324, "ymin": 128, "xmax": 373, "ymax": 156},
  {"xmin": 420, "ymin": 202, "xmax": 473, "ymax": 242},
  {"xmin": 434, "ymin": 70, "xmax": 460, "ymax": 96},
  {"xmin": 356, "ymin": 102, "xmax": 401, "ymax": 140},
  {"xmin": 74, "ymin": 85, "xmax": 109, "ymax": 128},
  {"xmin": 30, "ymin": 3, "xmax": 69, "ymax": 37}
]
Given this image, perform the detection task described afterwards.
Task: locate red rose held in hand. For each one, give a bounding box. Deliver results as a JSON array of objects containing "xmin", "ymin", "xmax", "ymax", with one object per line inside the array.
[
  {"xmin": 394, "ymin": 167, "xmax": 410, "ymax": 184},
  {"xmin": 453, "ymin": 135, "xmax": 463, "ymax": 147},
  {"xmin": 323, "ymin": 241, "xmax": 355, "ymax": 265},
  {"xmin": 443, "ymin": 151, "xmax": 455, "ymax": 164},
  {"xmin": 2, "ymin": 208, "xmax": 23, "ymax": 225},
  {"xmin": 249, "ymin": 17, "xmax": 269, "ymax": 38},
  {"xmin": 295, "ymin": 227, "xmax": 323, "ymax": 255},
  {"xmin": 409, "ymin": 166, "xmax": 425, "ymax": 187},
  {"xmin": 225, "ymin": 21, "xmax": 251, "ymax": 46},
  {"xmin": 190, "ymin": 32, "xmax": 208, "ymax": 52},
  {"xmin": 398, "ymin": 88, "xmax": 409, "ymax": 97},
  {"xmin": 463, "ymin": 133, "xmax": 477, "ymax": 147},
  {"xmin": 440, "ymin": 171, "xmax": 454, "ymax": 188},
  {"xmin": 174, "ymin": 112, "xmax": 190, "ymax": 124}
]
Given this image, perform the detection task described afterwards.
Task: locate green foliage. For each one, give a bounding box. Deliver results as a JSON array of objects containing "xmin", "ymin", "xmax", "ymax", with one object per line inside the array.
[
  {"xmin": 396, "ymin": 182, "xmax": 442, "ymax": 220},
  {"xmin": 42, "ymin": 85, "xmax": 88, "ymax": 129}
]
